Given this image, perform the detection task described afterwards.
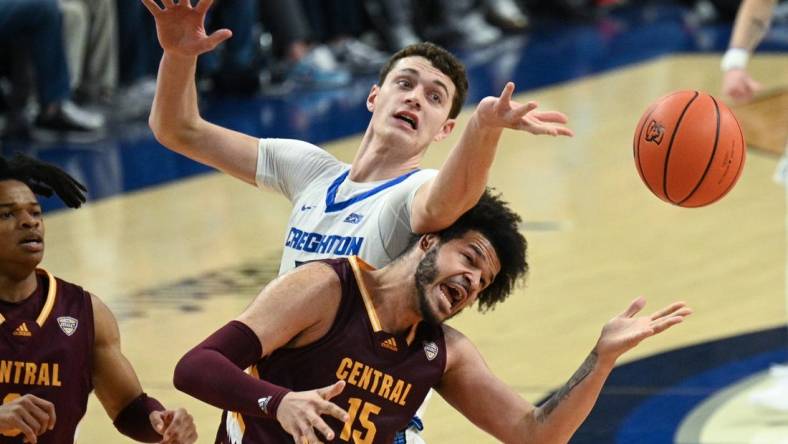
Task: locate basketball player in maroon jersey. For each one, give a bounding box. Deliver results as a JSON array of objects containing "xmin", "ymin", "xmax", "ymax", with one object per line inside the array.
[
  {"xmin": 174, "ymin": 190, "xmax": 692, "ymax": 444},
  {"xmin": 0, "ymin": 154, "xmax": 198, "ymax": 444}
]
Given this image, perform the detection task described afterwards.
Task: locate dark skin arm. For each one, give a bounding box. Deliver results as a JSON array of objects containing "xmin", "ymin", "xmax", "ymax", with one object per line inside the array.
[
  {"xmin": 437, "ymin": 298, "xmax": 691, "ymax": 443},
  {"xmin": 234, "ymin": 262, "xmax": 350, "ymax": 443},
  {"xmin": 91, "ymin": 294, "xmax": 198, "ymax": 443}
]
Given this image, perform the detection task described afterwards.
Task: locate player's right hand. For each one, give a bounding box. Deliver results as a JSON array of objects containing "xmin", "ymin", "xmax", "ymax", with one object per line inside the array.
[
  {"xmin": 140, "ymin": 0, "xmax": 232, "ymax": 57},
  {"xmin": 276, "ymin": 381, "xmax": 349, "ymax": 444},
  {"xmin": 723, "ymin": 69, "xmax": 762, "ymax": 104},
  {"xmin": 0, "ymin": 394, "xmax": 56, "ymax": 444},
  {"xmin": 150, "ymin": 407, "xmax": 198, "ymax": 444}
]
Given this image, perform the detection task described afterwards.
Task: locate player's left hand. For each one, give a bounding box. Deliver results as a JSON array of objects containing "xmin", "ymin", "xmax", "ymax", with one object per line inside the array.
[
  {"xmin": 150, "ymin": 408, "xmax": 198, "ymax": 444},
  {"xmin": 594, "ymin": 297, "xmax": 692, "ymax": 365},
  {"xmin": 473, "ymin": 82, "xmax": 574, "ymax": 137}
]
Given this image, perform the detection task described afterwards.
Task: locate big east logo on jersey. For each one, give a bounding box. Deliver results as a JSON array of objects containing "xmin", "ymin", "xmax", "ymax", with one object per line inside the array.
[{"xmin": 344, "ymin": 213, "xmax": 364, "ymax": 224}]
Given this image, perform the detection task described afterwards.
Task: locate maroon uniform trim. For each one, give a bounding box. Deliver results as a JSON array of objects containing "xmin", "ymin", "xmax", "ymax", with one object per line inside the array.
[{"xmin": 0, "ymin": 270, "xmax": 57, "ymax": 329}]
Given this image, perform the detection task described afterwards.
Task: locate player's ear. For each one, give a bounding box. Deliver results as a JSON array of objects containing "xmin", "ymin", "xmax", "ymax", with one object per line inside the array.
[
  {"xmin": 367, "ymin": 85, "xmax": 380, "ymax": 112},
  {"xmin": 433, "ymin": 118, "xmax": 456, "ymax": 142},
  {"xmin": 419, "ymin": 234, "xmax": 439, "ymax": 251}
]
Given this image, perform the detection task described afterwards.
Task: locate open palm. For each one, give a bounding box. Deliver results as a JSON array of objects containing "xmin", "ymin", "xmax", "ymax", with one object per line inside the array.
[
  {"xmin": 596, "ymin": 297, "xmax": 692, "ymax": 361},
  {"xmin": 142, "ymin": 0, "xmax": 232, "ymax": 57},
  {"xmin": 475, "ymin": 82, "xmax": 574, "ymax": 137}
]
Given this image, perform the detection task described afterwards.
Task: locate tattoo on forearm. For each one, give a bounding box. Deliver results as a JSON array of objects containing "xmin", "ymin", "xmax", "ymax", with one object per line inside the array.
[{"xmin": 536, "ymin": 351, "xmax": 598, "ymax": 423}]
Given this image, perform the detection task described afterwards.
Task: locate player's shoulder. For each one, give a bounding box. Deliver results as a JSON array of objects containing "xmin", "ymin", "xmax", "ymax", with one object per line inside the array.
[
  {"xmin": 42, "ymin": 269, "xmax": 84, "ymax": 292},
  {"xmin": 38, "ymin": 269, "xmax": 92, "ymax": 309},
  {"xmin": 441, "ymin": 324, "xmax": 483, "ymax": 369},
  {"xmin": 402, "ymin": 168, "xmax": 438, "ymax": 187},
  {"xmin": 262, "ymin": 138, "xmax": 337, "ymax": 160},
  {"xmin": 274, "ymin": 260, "xmax": 343, "ymax": 298},
  {"xmin": 270, "ymin": 138, "xmax": 346, "ymax": 177},
  {"xmin": 441, "ymin": 324, "xmax": 469, "ymax": 345},
  {"xmin": 292, "ymin": 260, "xmax": 342, "ymax": 280},
  {"xmin": 414, "ymin": 168, "xmax": 439, "ymax": 178}
]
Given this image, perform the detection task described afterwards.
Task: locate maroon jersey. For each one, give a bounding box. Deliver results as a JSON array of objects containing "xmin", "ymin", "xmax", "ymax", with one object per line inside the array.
[
  {"xmin": 216, "ymin": 257, "xmax": 447, "ymax": 444},
  {"xmin": 0, "ymin": 270, "xmax": 94, "ymax": 444}
]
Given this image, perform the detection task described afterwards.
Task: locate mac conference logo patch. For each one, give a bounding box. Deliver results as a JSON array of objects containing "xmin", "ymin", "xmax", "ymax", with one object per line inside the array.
[
  {"xmin": 57, "ymin": 316, "xmax": 78, "ymax": 336},
  {"xmin": 423, "ymin": 341, "xmax": 438, "ymax": 361}
]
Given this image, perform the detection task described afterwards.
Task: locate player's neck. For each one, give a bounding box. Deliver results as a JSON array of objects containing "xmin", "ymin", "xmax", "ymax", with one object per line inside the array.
[
  {"xmin": 0, "ymin": 268, "xmax": 38, "ymax": 303},
  {"xmin": 350, "ymin": 133, "xmax": 423, "ymax": 182},
  {"xmin": 365, "ymin": 262, "xmax": 422, "ymax": 334}
]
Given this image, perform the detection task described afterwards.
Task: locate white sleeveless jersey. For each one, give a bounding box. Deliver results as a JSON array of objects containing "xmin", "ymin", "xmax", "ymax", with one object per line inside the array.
[{"xmin": 256, "ymin": 138, "xmax": 437, "ymax": 275}]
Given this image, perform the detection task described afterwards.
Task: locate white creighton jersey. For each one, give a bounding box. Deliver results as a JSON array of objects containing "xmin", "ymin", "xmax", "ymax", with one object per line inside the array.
[{"xmin": 256, "ymin": 138, "xmax": 437, "ymax": 275}]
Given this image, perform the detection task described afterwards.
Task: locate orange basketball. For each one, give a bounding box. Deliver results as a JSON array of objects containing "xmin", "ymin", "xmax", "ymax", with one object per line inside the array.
[{"xmin": 633, "ymin": 90, "xmax": 746, "ymax": 207}]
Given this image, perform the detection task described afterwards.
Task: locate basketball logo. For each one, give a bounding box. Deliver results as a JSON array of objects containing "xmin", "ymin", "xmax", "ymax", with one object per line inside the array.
[{"xmin": 645, "ymin": 120, "xmax": 664, "ymax": 145}]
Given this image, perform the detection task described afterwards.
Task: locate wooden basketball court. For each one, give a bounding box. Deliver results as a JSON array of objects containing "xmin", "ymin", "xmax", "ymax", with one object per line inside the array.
[{"xmin": 38, "ymin": 54, "xmax": 787, "ymax": 442}]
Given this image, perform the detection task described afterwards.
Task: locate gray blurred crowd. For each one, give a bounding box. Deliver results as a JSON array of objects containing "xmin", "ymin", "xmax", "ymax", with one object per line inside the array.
[{"xmin": 0, "ymin": 0, "xmax": 622, "ymax": 143}]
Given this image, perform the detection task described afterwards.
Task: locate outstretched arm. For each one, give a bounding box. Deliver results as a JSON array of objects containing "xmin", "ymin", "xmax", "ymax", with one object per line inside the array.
[
  {"xmin": 91, "ymin": 294, "xmax": 198, "ymax": 443},
  {"xmin": 410, "ymin": 82, "xmax": 573, "ymax": 233},
  {"xmin": 438, "ymin": 297, "xmax": 691, "ymax": 444},
  {"xmin": 722, "ymin": 0, "xmax": 777, "ymax": 102},
  {"xmin": 144, "ymin": 0, "xmax": 260, "ymax": 184}
]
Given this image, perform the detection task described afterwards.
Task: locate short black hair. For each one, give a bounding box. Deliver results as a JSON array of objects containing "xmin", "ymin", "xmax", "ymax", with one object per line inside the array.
[
  {"xmin": 405, "ymin": 189, "xmax": 528, "ymax": 312},
  {"xmin": 378, "ymin": 42, "xmax": 468, "ymax": 119},
  {"xmin": 0, "ymin": 154, "xmax": 87, "ymax": 208}
]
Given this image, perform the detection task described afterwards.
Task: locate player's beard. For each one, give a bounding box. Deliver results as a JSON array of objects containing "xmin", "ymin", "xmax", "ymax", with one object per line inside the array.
[{"xmin": 415, "ymin": 246, "xmax": 442, "ymax": 326}]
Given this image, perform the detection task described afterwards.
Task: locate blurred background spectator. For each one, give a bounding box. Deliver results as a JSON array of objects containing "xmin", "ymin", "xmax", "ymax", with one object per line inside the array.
[
  {"xmin": 0, "ymin": 0, "xmax": 105, "ymax": 143},
  {"xmin": 199, "ymin": 0, "xmax": 261, "ymax": 95},
  {"xmin": 59, "ymin": 0, "xmax": 119, "ymax": 105},
  {"xmin": 1, "ymin": 0, "xmax": 704, "ymax": 146}
]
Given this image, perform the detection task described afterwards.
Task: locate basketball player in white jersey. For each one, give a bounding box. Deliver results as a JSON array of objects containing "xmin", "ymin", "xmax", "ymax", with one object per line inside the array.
[{"xmin": 143, "ymin": 0, "xmax": 572, "ymax": 440}]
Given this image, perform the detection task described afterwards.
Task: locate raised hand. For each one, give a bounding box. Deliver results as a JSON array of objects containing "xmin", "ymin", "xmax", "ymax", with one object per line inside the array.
[
  {"xmin": 723, "ymin": 68, "xmax": 762, "ymax": 104},
  {"xmin": 595, "ymin": 297, "xmax": 692, "ymax": 363},
  {"xmin": 474, "ymin": 82, "xmax": 574, "ymax": 137},
  {"xmin": 0, "ymin": 394, "xmax": 56, "ymax": 444},
  {"xmin": 141, "ymin": 0, "xmax": 232, "ymax": 57},
  {"xmin": 149, "ymin": 408, "xmax": 198, "ymax": 444},
  {"xmin": 276, "ymin": 381, "xmax": 349, "ymax": 444}
]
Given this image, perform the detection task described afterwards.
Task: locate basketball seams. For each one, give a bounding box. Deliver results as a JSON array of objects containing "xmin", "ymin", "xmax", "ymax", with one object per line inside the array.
[
  {"xmin": 662, "ymin": 91, "xmax": 700, "ymax": 203},
  {"xmin": 678, "ymin": 94, "xmax": 721, "ymax": 206},
  {"xmin": 635, "ymin": 106, "xmax": 659, "ymax": 198},
  {"xmin": 705, "ymin": 112, "xmax": 747, "ymax": 205}
]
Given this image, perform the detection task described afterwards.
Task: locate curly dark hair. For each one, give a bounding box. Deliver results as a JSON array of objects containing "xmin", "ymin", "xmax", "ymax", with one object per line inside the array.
[
  {"xmin": 378, "ymin": 42, "xmax": 468, "ymax": 119},
  {"xmin": 404, "ymin": 189, "xmax": 528, "ymax": 312},
  {"xmin": 0, "ymin": 154, "xmax": 87, "ymax": 208}
]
